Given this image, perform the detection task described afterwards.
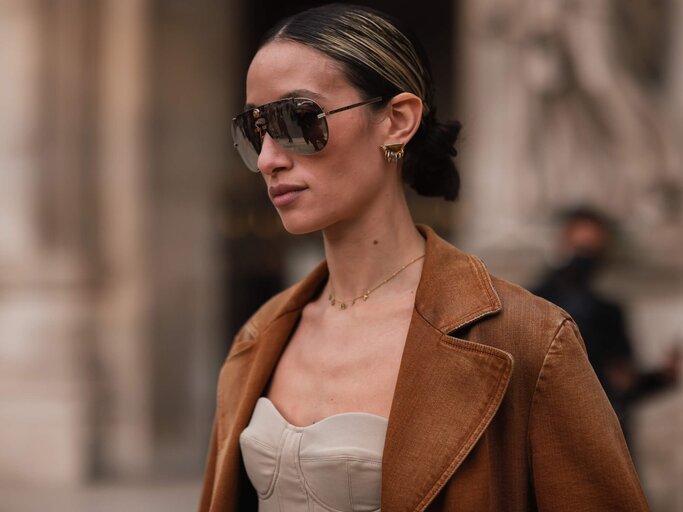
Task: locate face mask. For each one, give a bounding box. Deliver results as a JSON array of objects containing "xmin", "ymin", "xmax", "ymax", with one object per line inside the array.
[{"xmin": 560, "ymin": 252, "xmax": 603, "ymax": 285}]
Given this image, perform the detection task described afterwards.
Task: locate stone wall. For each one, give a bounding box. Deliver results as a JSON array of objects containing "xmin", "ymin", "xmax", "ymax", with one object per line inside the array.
[{"xmin": 0, "ymin": 0, "xmax": 235, "ymax": 485}]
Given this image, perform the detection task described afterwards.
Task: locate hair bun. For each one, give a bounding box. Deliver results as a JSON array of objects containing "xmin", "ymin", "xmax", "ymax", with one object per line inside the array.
[{"xmin": 403, "ymin": 113, "xmax": 462, "ymax": 201}]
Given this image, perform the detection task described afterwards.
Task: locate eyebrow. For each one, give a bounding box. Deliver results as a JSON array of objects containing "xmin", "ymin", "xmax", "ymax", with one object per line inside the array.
[{"xmin": 243, "ymin": 89, "xmax": 326, "ymax": 110}]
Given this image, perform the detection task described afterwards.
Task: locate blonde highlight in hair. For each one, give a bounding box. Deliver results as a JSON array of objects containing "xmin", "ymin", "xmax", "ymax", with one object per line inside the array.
[
  {"xmin": 298, "ymin": 11, "xmax": 430, "ymax": 113},
  {"xmin": 269, "ymin": 5, "xmax": 430, "ymax": 112}
]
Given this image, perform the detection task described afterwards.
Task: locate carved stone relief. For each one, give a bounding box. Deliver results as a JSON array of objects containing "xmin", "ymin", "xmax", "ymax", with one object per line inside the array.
[{"xmin": 461, "ymin": 0, "xmax": 682, "ymax": 268}]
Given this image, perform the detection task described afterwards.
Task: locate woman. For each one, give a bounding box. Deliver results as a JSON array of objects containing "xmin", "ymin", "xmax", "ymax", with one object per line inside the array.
[{"xmin": 200, "ymin": 4, "xmax": 648, "ymax": 511}]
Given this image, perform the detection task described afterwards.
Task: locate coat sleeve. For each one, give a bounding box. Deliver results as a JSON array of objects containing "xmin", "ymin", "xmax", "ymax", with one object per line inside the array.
[{"xmin": 528, "ymin": 319, "xmax": 650, "ymax": 511}]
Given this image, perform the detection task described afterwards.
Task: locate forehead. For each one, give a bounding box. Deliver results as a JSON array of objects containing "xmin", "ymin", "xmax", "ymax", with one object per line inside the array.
[{"xmin": 245, "ymin": 41, "xmax": 352, "ymax": 106}]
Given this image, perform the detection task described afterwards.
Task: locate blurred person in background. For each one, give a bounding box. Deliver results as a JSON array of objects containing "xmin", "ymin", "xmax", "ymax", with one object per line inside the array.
[
  {"xmin": 200, "ymin": 4, "xmax": 648, "ymax": 511},
  {"xmin": 533, "ymin": 207, "xmax": 680, "ymax": 446}
]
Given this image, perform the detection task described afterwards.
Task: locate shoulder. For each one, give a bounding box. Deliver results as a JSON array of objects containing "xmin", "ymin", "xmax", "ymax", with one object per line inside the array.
[
  {"xmin": 469, "ymin": 270, "xmax": 585, "ymax": 371},
  {"xmin": 417, "ymin": 225, "xmax": 579, "ymax": 360},
  {"xmin": 491, "ymin": 274, "xmax": 573, "ymax": 333}
]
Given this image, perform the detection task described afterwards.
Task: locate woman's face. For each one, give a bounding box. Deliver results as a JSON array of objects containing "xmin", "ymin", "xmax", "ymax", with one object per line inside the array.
[{"xmin": 245, "ymin": 41, "xmax": 393, "ymax": 234}]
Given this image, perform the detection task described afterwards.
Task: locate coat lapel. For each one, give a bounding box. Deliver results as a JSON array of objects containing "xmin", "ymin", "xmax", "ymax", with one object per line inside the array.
[{"xmin": 380, "ymin": 226, "xmax": 514, "ymax": 511}]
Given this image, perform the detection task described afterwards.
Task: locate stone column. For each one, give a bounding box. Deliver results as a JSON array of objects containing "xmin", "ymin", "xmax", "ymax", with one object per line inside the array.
[
  {"xmin": 94, "ymin": 0, "xmax": 236, "ymax": 478},
  {"xmin": 0, "ymin": 0, "xmax": 94, "ymax": 485},
  {"xmin": 1, "ymin": 0, "xmax": 237, "ymax": 486},
  {"xmin": 95, "ymin": 0, "xmax": 154, "ymax": 477},
  {"xmin": 457, "ymin": 0, "xmax": 545, "ymax": 283},
  {"xmin": 145, "ymin": 0, "xmax": 236, "ymax": 475}
]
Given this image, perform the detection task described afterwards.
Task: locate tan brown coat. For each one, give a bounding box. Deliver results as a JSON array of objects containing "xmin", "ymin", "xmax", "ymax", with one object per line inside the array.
[{"xmin": 199, "ymin": 226, "xmax": 648, "ymax": 511}]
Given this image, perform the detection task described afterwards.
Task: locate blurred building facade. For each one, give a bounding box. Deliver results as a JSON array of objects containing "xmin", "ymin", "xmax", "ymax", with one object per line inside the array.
[
  {"xmin": 0, "ymin": 0, "xmax": 682, "ymax": 510},
  {"xmin": 0, "ymin": 0, "xmax": 238, "ymax": 485}
]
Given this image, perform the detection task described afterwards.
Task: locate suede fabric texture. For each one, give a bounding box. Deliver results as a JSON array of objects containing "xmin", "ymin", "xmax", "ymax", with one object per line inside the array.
[{"xmin": 199, "ymin": 225, "xmax": 648, "ymax": 512}]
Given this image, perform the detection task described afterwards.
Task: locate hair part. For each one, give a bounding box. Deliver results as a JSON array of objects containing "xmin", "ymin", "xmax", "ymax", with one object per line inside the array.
[{"xmin": 260, "ymin": 3, "xmax": 461, "ymax": 201}]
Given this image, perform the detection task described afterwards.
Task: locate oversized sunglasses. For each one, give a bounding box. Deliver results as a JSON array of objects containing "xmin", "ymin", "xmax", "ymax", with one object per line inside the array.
[{"xmin": 232, "ymin": 96, "xmax": 383, "ymax": 172}]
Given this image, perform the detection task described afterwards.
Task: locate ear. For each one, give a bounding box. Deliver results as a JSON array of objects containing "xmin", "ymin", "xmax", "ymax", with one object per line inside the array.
[{"xmin": 383, "ymin": 92, "xmax": 423, "ymax": 145}]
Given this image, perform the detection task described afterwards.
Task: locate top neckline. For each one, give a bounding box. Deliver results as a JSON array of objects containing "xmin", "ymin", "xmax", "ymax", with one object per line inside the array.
[{"xmin": 258, "ymin": 397, "xmax": 389, "ymax": 430}]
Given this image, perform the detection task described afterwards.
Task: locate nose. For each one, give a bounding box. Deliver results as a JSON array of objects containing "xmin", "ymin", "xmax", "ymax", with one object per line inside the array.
[{"xmin": 257, "ymin": 133, "xmax": 292, "ymax": 175}]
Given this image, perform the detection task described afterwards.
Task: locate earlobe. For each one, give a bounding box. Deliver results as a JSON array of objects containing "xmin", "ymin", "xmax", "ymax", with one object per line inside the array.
[{"xmin": 385, "ymin": 92, "xmax": 423, "ymax": 146}]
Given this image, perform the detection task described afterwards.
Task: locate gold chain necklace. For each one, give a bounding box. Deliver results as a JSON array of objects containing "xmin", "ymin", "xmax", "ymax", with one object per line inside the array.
[{"xmin": 328, "ymin": 253, "xmax": 425, "ymax": 310}]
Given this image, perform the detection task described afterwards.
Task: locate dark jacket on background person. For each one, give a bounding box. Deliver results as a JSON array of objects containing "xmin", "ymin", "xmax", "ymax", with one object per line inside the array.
[{"xmin": 199, "ymin": 225, "xmax": 648, "ymax": 512}]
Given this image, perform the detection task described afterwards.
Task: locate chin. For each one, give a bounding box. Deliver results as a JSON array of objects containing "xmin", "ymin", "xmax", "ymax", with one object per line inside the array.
[{"xmin": 277, "ymin": 211, "xmax": 326, "ymax": 235}]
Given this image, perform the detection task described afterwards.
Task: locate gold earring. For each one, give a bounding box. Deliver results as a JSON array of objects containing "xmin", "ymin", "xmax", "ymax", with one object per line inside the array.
[{"xmin": 381, "ymin": 143, "xmax": 405, "ymax": 163}]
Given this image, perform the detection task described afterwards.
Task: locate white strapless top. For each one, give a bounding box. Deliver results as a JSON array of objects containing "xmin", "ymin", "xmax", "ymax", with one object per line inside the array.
[{"xmin": 239, "ymin": 397, "xmax": 388, "ymax": 512}]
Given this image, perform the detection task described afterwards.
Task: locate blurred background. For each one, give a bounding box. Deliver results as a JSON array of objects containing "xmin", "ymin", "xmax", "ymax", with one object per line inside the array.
[{"xmin": 1, "ymin": 0, "xmax": 682, "ymax": 510}]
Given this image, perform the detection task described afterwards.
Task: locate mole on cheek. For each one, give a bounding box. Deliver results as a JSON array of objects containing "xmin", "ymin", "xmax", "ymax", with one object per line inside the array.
[{"xmin": 373, "ymin": 240, "xmax": 379, "ymax": 245}]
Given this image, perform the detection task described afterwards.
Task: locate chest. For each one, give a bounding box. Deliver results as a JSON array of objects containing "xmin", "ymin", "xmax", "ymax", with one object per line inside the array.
[{"xmin": 265, "ymin": 301, "xmax": 413, "ymax": 426}]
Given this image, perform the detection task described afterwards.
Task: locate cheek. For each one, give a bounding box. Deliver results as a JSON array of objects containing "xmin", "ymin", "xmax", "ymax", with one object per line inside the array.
[
  {"xmin": 306, "ymin": 151, "xmax": 387, "ymax": 226},
  {"xmin": 317, "ymin": 137, "xmax": 384, "ymax": 197},
  {"xmin": 322, "ymin": 117, "xmax": 385, "ymax": 181}
]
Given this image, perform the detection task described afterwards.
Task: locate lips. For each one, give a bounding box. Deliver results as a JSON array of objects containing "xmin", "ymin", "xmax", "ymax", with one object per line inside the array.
[{"xmin": 268, "ymin": 183, "xmax": 307, "ymax": 207}]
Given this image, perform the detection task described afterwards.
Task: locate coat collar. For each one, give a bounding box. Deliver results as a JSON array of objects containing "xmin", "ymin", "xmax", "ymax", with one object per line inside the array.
[
  {"xmin": 227, "ymin": 225, "xmax": 513, "ymax": 512},
  {"xmin": 413, "ymin": 224, "xmax": 502, "ymax": 332}
]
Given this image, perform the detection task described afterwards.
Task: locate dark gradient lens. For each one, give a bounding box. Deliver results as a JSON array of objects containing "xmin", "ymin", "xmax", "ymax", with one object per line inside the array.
[
  {"xmin": 231, "ymin": 98, "xmax": 329, "ymax": 172},
  {"xmin": 267, "ymin": 99, "xmax": 328, "ymax": 154}
]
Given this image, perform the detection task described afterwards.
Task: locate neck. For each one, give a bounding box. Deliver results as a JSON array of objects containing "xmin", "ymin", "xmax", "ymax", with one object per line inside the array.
[{"xmin": 322, "ymin": 192, "xmax": 425, "ymax": 304}]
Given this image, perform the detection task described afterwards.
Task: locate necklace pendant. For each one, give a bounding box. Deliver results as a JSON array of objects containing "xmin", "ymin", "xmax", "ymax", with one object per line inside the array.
[{"xmin": 327, "ymin": 253, "xmax": 424, "ymax": 312}]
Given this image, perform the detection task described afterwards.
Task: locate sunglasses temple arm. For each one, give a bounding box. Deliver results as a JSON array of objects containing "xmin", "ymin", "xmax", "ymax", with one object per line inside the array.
[{"xmin": 318, "ymin": 96, "xmax": 384, "ymax": 119}]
